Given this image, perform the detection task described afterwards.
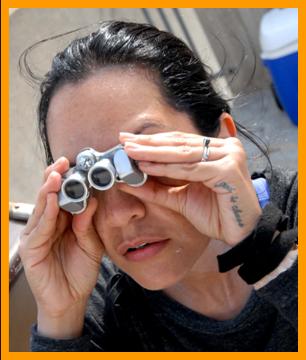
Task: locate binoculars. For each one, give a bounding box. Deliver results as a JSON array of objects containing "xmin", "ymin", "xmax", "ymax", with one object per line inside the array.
[{"xmin": 58, "ymin": 144, "xmax": 147, "ymax": 214}]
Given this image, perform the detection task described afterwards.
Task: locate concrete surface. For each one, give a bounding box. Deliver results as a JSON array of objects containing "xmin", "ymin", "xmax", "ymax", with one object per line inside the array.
[{"xmin": 232, "ymin": 89, "xmax": 298, "ymax": 174}]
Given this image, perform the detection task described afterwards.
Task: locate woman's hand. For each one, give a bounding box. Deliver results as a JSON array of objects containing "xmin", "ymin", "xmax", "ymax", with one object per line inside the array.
[
  {"xmin": 19, "ymin": 157, "xmax": 104, "ymax": 338},
  {"xmin": 119, "ymin": 131, "xmax": 262, "ymax": 246}
]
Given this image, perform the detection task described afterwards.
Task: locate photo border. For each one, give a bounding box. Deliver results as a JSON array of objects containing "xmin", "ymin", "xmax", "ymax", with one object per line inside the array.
[{"xmin": 2, "ymin": 1, "xmax": 303, "ymax": 359}]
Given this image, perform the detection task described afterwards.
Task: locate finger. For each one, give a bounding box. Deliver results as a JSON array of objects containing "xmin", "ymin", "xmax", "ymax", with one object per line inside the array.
[
  {"xmin": 137, "ymin": 158, "xmax": 234, "ymax": 188},
  {"xmin": 120, "ymin": 131, "xmax": 225, "ymax": 148},
  {"xmin": 139, "ymin": 156, "xmax": 252, "ymax": 195},
  {"xmin": 24, "ymin": 171, "xmax": 62, "ymax": 234},
  {"xmin": 72, "ymin": 197, "xmax": 104, "ymax": 258},
  {"xmin": 43, "ymin": 157, "xmax": 70, "ymax": 182},
  {"xmin": 24, "ymin": 192, "xmax": 60, "ymax": 250},
  {"xmin": 124, "ymin": 142, "xmax": 227, "ymax": 163},
  {"xmin": 118, "ymin": 178, "xmax": 187, "ymax": 214}
]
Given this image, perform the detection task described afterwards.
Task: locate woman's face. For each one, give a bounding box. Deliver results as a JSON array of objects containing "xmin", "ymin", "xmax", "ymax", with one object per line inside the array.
[{"xmin": 47, "ymin": 67, "xmax": 211, "ymax": 290}]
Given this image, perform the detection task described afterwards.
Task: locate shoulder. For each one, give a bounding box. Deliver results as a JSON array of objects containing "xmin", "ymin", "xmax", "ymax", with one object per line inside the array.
[{"xmin": 263, "ymin": 166, "xmax": 297, "ymax": 228}]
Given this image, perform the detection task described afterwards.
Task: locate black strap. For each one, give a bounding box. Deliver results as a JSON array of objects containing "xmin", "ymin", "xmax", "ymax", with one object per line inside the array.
[
  {"xmin": 238, "ymin": 229, "xmax": 297, "ymax": 284},
  {"xmin": 217, "ymin": 203, "xmax": 297, "ymax": 284}
]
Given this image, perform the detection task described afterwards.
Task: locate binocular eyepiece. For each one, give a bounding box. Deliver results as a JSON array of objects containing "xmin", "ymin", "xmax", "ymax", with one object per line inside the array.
[{"xmin": 58, "ymin": 145, "xmax": 147, "ymax": 214}]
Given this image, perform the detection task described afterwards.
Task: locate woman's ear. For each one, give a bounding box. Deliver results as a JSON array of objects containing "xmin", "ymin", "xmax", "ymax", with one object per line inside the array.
[{"xmin": 218, "ymin": 112, "xmax": 237, "ymax": 138}]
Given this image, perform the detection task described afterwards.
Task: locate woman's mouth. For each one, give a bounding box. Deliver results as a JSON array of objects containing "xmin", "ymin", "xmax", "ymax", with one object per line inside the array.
[{"xmin": 119, "ymin": 238, "xmax": 170, "ymax": 262}]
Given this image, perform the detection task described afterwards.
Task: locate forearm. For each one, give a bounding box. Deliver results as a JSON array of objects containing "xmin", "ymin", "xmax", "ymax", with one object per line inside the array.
[
  {"xmin": 30, "ymin": 323, "xmax": 94, "ymax": 352},
  {"xmin": 31, "ymin": 301, "xmax": 107, "ymax": 351},
  {"xmin": 37, "ymin": 301, "xmax": 87, "ymax": 340},
  {"xmin": 31, "ymin": 303, "xmax": 95, "ymax": 351}
]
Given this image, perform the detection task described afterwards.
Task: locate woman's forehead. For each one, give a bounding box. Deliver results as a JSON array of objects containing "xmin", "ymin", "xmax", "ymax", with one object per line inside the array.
[
  {"xmin": 47, "ymin": 68, "xmax": 162, "ymax": 121},
  {"xmin": 46, "ymin": 68, "xmax": 196, "ymax": 162}
]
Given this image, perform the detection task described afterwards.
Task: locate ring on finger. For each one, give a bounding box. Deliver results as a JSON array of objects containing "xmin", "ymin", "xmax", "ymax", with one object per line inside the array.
[{"xmin": 201, "ymin": 137, "xmax": 211, "ymax": 162}]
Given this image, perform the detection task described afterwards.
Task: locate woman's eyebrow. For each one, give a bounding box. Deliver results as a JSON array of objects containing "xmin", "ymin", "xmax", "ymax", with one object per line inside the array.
[
  {"xmin": 69, "ymin": 121, "xmax": 167, "ymax": 166},
  {"xmin": 133, "ymin": 120, "xmax": 167, "ymax": 134}
]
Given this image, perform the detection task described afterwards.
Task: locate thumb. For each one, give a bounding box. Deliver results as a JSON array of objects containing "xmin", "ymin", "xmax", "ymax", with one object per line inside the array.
[{"xmin": 72, "ymin": 197, "xmax": 104, "ymax": 258}]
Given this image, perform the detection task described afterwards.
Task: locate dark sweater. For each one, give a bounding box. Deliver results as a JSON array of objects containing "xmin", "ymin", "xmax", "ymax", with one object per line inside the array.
[{"xmin": 30, "ymin": 167, "xmax": 298, "ymax": 351}]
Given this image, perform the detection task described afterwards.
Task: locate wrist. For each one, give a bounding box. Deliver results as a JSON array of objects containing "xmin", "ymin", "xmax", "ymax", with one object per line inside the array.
[
  {"xmin": 217, "ymin": 203, "xmax": 297, "ymax": 284},
  {"xmin": 37, "ymin": 301, "xmax": 87, "ymax": 339}
]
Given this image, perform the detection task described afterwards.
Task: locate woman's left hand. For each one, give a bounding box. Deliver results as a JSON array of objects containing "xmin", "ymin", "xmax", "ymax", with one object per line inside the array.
[{"xmin": 119, "ymin": 131, "xmax": 262, "ymax": 246}]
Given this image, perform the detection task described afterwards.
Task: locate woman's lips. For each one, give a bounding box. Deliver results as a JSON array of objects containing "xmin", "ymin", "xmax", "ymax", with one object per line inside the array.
[
  {"xmin": 125, "ymin": 239, "xmax": 170, "ymax": 261},
  {"xmin": 118, "ymin": 238, "xmax": 170, "ymax": 261}
]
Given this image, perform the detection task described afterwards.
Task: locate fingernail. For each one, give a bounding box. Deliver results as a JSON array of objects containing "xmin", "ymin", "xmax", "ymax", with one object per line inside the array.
[
  {"xmin": 120, "ymin": 132, "xmax": 137, "ymax": 139},
  {"xmin": 53, "ymin": 157, "xmax": 65, "ymax": 166},
  {"xmin": 124, "ymin": 141, "xmax": 140, "ymax": 149},
  {"xmin": 58, "ymin": 156, "xmax": 66, "ymax": 163},
  {"xmin": 49, "ymin": 171, "xmax": 58, "ymax": 178}
]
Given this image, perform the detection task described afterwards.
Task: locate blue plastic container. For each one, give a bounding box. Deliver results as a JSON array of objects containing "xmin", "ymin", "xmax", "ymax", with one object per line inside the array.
[{"xmin": 260, "ymin": 8, "xmax": 298, "ymax": 126}]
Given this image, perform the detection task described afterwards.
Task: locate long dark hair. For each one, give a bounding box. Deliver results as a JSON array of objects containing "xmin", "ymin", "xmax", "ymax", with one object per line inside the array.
[{"xmin": 19, "ymin": 20, "xmax": 270, "ymax": 167}]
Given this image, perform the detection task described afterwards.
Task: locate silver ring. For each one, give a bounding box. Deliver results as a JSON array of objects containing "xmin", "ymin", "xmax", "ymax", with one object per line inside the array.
[{"xmin": 201, "ymin": 137, "xmax": 210, "ymax": 162}]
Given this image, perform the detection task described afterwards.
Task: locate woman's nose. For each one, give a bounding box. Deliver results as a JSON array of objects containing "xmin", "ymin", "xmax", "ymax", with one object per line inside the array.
[{"xmin": 97, "ymin": 186, "xmax": 146, "ymax": 228}]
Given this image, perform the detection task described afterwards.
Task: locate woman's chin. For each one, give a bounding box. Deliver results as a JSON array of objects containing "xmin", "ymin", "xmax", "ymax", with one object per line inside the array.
[{"xmin": 129, "ymin": 271, "xmax": 184, "ymax": 291}]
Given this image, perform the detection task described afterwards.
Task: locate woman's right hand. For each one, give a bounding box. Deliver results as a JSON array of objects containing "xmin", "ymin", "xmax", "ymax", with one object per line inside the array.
[{"xmin": 19, "ymin": 157, "xmax": 104, "ymax": 338}]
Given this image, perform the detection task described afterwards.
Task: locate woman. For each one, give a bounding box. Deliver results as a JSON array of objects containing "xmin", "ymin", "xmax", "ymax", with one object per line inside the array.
[{"xmin": 19, "ymin": 21, "xmax": 297, "ymax": 351}]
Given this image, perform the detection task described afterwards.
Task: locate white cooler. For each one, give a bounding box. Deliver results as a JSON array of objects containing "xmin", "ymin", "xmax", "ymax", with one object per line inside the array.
[{"xmin": 260, "ymin": 8, "xmax": 298, "ymax": 126}]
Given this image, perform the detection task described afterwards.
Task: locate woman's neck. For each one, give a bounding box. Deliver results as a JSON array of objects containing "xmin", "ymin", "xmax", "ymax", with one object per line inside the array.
[{"xmin": 163, "ymin": 239, "xmax": 253, "ymax": 321}]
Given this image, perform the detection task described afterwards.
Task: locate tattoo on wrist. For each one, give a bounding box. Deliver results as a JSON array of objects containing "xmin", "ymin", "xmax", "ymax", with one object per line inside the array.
[
  {"xmin": 215, "ymin": 182, "xmax": 244, "ymax": 227},
  {"xmin": 230, "ymin": 195, "xmax": 244, "ymax": 227},
  {"xmin": 215, "ymin": 181, "xmax": 235, "ymax": 193}
]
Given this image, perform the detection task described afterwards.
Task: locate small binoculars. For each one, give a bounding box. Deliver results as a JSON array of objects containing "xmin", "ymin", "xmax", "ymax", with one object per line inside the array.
[{"xmin": 58, "ymin": 144, "xmax": 147, "ymax": 214}]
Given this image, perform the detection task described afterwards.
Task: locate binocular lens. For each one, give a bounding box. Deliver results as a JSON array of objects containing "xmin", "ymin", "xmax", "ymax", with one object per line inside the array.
[
  {"xmin": 64, "ymin": 180, "xmax": 86, "ymax": 199},
  {"xmin": 90, "ymin": 168, "xmax": 112, "ymax": 187}
]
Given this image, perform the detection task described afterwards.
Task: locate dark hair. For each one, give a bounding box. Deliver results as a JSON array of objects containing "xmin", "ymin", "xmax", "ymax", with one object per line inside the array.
[{"xmin": 19, "ymin": 20, "xmax": 269, "ymax": 167}]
